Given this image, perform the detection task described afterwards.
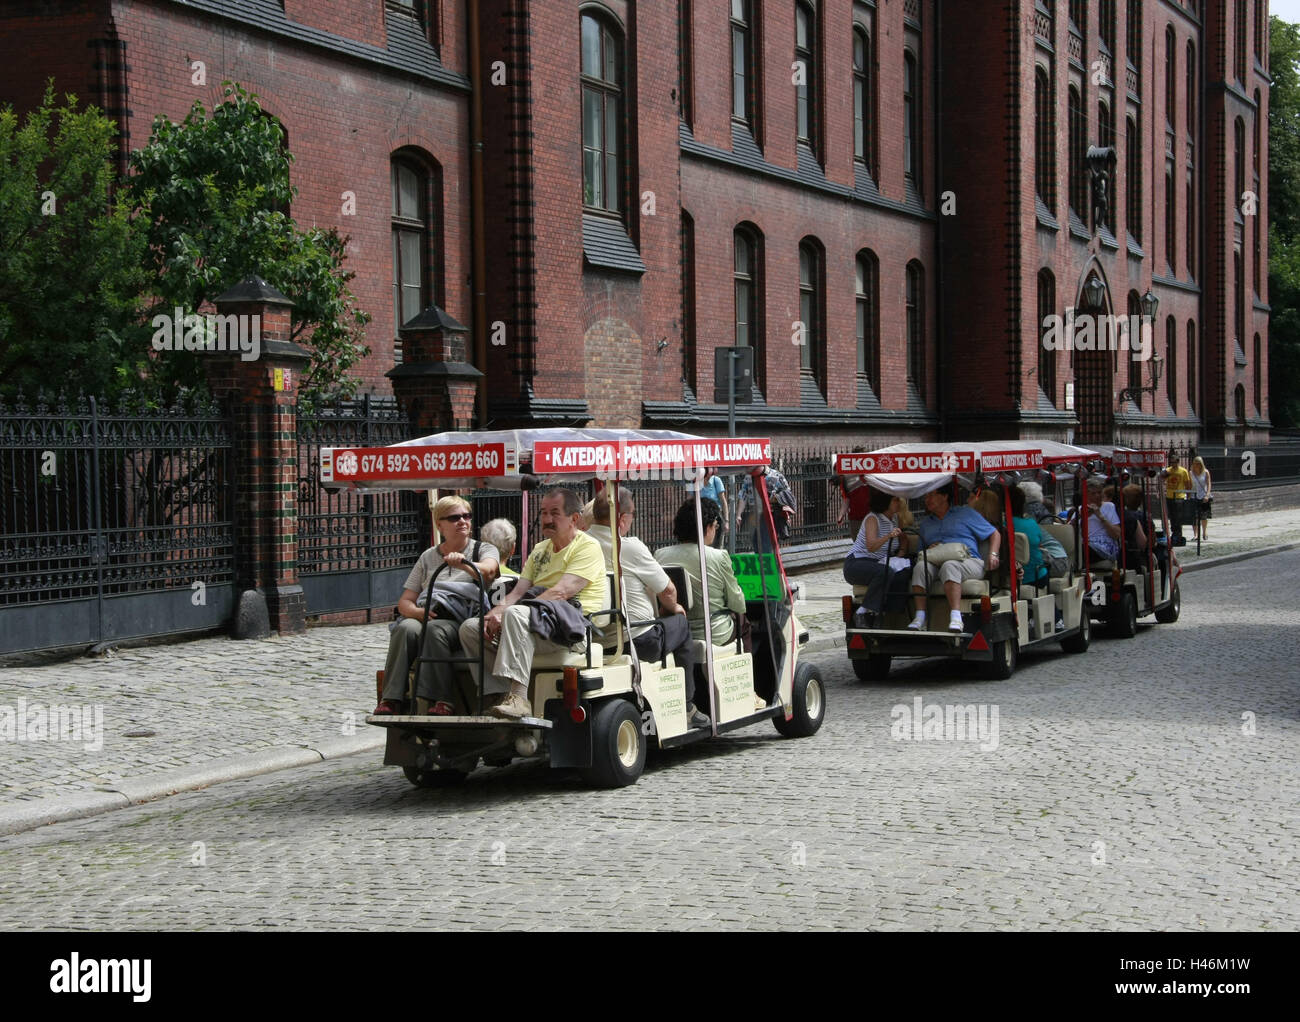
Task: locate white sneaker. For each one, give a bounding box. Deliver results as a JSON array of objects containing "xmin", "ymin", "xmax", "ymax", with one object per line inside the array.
[
  {"xmin": 908, "ymin": 613, "xmax": 926, "ymax": 630},
  {"xmin": 948, "ymin": 611, "xmax": 964, "ymax": 632}
]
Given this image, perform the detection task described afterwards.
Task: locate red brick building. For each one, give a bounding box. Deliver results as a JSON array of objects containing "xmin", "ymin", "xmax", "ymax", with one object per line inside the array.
[{"xmin": 1, "ymin": 0, "xmax": 1272, "ymax": 448}]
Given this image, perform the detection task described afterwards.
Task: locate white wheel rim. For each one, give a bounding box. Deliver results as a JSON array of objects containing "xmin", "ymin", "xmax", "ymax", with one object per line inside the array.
[
  {"xmin": 616, "ymin": 719, "xmax": 639, "ymax": 768},
  {"xmin": 804, "ymin": 678, "xmax": 823, "ymax": 720}
]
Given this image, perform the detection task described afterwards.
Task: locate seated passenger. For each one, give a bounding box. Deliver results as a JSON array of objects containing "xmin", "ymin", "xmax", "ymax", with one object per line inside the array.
[
  {"xmin": 588, "ymin": 490, "xmax": 707, "ymax": 728},
  {"xmin": 459, "ymin": 488, "xmax": 606, "ymax": 719},
  {"xmin": 1085, "ymin": 476, "xmax": 1122, "ymax": 564},
  {"xmin": 1020, "ymin": 483, "xmax": 1069, "ymax": 578},
  {"xmin": 967, "ymin": 486, "xmax": 1003, "ymax": 527},
  {"xmin": 909, "ymin": 487, "xmax": 1001, "ymax": 633},
  {"xmin": 1018, "ymin": 480, "xmax": 1055, "ymax": 524},
  {"xmin": 1008, "ymin": 485, "xmax": 1049, "ymax": 589},
  {"xmin": 843, "ymin": 488, "xmax": 911, "ymax": 617},
  {"xmin": 481, "ymin": 518, "xmax": 518, "ymax": 577},
  {"xmin": 1121, "ymin": 484, "xmax": 1166, "ymax": 575},
  {"xmin": 374, "ymin": 496, "xmax": 500, "ymax": 716},
  {"xmin": 655, "ymin": 498, "xmax": 747, "ymax": 648}
]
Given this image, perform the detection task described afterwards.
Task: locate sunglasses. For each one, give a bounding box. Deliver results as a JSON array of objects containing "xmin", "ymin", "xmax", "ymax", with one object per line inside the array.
[{"xmin": 439, "ymin": 512, "xmax": 472, "ymax": 522}]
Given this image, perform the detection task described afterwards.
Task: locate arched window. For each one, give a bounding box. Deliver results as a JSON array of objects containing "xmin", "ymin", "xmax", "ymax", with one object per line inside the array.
[
  {"xmin": 1165, "ymin": 162, "xmax": 1176, "ymax": 274},
  {"xmin": 1035, "ymin": 67, "xmax": 1056, "ymax": 209},
  {"xmin": 1186, "ymin": 320, "xmax": 1196, "ymax": 411},
  {"xmin": 1186, "ymin": 41, "xmax": 1196, "ymax": 137},
  {"xmin": 855, "ymin": 250, "xmax": 879, "ymax": 390},
  {"xmin": 581, "ymin": 11, "xmax": 624, "ymax": 214},
  {"xmin": 1186, "ymin": 168, "xmax": 1196, "ymax": 279},
  {"xmin": 1165, "ymin": 315, "xmax": 1177, "ymax": 412},
  {"xmin": 1099, "ymin": 99, "xmax": 1114, "ymax": 151},
  {"xmin": 904, "ymin": 50, "xmax": 921, "ymax": 190},
  {"xmin": 1127, "ymin": 290, "xmax": 1142, "ymax": 401},
  {"xmin": 391, "ymin": 152, "xmax": 438, "ymax": 355},
  {"xmin": 1127, "ymin": 0, "xmax": 1142, "ymax": 72},
  {"xmin": 681, "ymin": 211, "xmax": 696, "ymax": 387},
  {"xmin": 1234, "ymin": 117, "xmax": 1246, "ymax": 214},
  {"xmin": 1165, "ymin": 27, "xmax": 1176, "ymax": 128},
  {"xmin": 795, "ymin": 1, "xmax": 818, "ymax": 154},
  {"xmin": 853, "ymin": 26, "xmax": 874, "ymax": 174},
  {"xmin": 1100, "ymin": 0, "xmax": 1115, "ymax": 52},
  {"xmin": 1038, "ymin": 269, "xmax": 1057, "ymax": 405},
  {"xmin": 1126, "ymin": 116, "xmax": 1142, "ymax": 242},
  {"xmin": 1234, "ymin": 250, "xmax": 1245, "ymax": 344},
  {"xmin": 798, "ymin": 239, "xmax": 824, "ymax": 387},
  {"xmin": 1234, "ymin": 383, "xmax": 1246, "ymax": 422},
  {"xmin": 906, "ymin": 261, "xmax": 926, "ymax": 397},
  {"xmin": 731, "ymin": 0, "xmax": 757, "ymax": 128},
  {"xmin": 1069, "ymin": 87, "xmax": 1086, "ymax": 217}
]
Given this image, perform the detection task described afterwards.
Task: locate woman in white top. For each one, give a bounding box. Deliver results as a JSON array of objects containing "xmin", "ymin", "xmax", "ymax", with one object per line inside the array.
[
  {"xmin": 843, "ymin": 489, "xmax": 911, "ymax": 614},
  {"xmin": 1190, "ymin": 456, "xmax": 1212, "ymax": 540}
]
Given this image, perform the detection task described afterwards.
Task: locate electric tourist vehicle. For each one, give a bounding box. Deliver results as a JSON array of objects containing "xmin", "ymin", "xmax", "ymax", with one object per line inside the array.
[
  {"xmin": 835, "ymin": 441, "xmax": 1099, "ymax": 681},
  {"xmin": 319, "ymin": 428, "xmax": 824, "ymax": 788}
]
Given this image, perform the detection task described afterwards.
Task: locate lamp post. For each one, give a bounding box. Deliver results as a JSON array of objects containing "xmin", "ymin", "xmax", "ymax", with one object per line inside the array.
[{"xmin": 1119, "ymin": 289, "xmax": 1163, "ymax": 406}]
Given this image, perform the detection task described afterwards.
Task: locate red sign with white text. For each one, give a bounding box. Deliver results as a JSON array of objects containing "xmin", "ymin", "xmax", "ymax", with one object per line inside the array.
[
  {"xmin": 1111, "ymin": 449, "xmax": 1167, "ymax": 468},
  {"xmin": 533, "ymin": 438, "xmax": 771, "ymax": 476},
  {"xmin": 834, "ymin": 452, "xmax": 977, "ymax": 475},
  {"xmin": 322, "ymin": 444, "xmax": 509, "ymax": 484},
  {"xmin": 978, "ymin": 449, "xmax": 1045, "ymax": 471}
]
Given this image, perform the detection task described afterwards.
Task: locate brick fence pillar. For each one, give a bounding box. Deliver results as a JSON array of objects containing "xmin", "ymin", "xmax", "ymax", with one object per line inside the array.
[
  {"xmin": 204, "ymin": 275, "xmax": 311, "ymax": 638},
  {"xmin": 387, "ymin": 305, "xmax": 482, "ymax": 433}
]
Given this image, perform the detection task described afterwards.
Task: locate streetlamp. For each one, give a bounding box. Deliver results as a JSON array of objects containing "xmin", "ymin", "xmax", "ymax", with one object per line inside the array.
[
  {"xmin": 1119, "ymin": 289, "xmax": 1163, "ymax": 404},
  {"xmin": 1082, "ymin": 275, "xmax": 1106, "ymax": 311}
]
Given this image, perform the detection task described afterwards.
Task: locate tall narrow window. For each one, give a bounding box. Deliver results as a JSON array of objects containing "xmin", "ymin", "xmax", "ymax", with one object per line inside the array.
[
  {"xmin": 798, "ymin": 240, "xmax": 824, "ymax": 386},
  {"xmin": 1039, "ymin": 269, "xmax": 1057, "ymax": 404},
  {"xmin": 1254, "ymin": 333, "xmax": 1262, "ymax": 412},
  {"xmin": 1126, "ymin": 116, "xmax": 1141, "ymax": 242},
  {"xmin": 1234, "ymin": 117, "xmax": 1246, "ymax": 214},
  {"xmin": 1127, "ymin": 291, "xmax": 1142, "ymax": 404},
  {"xmin": 1235, "ymin": 1, "xmax": 1247, "ymax": 82},
  {"xmin": 1165, "ymin": 315, "xmax": 1177, "ymax": 412},
  {"xmin": 795, "ymin": 2, "xmax": 818, "ymax": 153},
  {"xmin": 1071, "ymin": 1, "xmax": 1087, "ymax": 52},
  {"xmin": 1186, "ymin": 169, "xmax": 1196, "ymax": 278},
  {"xmin": 853, "ymin": 26, "xmax": 874, "ymax": 173},
  {"xmin": 855, "ymin": 251, "xmax": 878, "ymax": 388},
  {"xmin": 682, "ymin": 212, "xmax": 696, "ymax": 386},
  {"xmin": 1186, "ymin": 320, "xmax": 1196, "ymax": 411},
  {"xmin": 904, "ymin": 51, "xmax": 921, "ymax": 190},
  {"xmin": 1069, "ymin": 87, "xmax": 1086, "ymax": 218},
  {"xmin": 391, "ymin": 156, "xmax": 432, "ymax": 348},
  {"xmin": 1235, "ymin": 250, "xmax": 1245, "ymax": 344},
  {"xmin": 1127, "ymin": 0, "xmax": 1142, "ymax": 73},
  {"xmin": 1100, "ymin": 0, "xmax": 1115, "ymax": 52},
  {"xmin": 1165, "ymin": 163, "xmax": 1176, "ymax": 273},
  {"xmin": 906, "ymin": 261, "xmax": 926, "ymax": 395},
  {"xmin": 1099, "ymin": 100, "xmax": 1115, "ymax": 150},
  {"xmin": 1256, "ymin": 1, "xmax": 1265, "ymax": 64},
  {"xmin": 731, "ymin": 0, "xmax": 755, "ymax": 127},
  {"xmin": 1035, "ymin": 68, "xmax": 1056, "ymax": 209},
  {"xmin": 679, "ymin": 0, "xmax": 693, "ymax": 124},
  {"xmin": 734, "ymin": 227, "xmax": 759, "ymax": 350},
  {"xmin": 1186, "ymin": 42, "xmax": 1195, "ymax": 137},
  {"xmin": 581, "ymin": 13, "xmax": 623, "ymax": 214},
  {"xmin": 1165, "ymin": 27, "xmax": 1175, "ymax": 128}
]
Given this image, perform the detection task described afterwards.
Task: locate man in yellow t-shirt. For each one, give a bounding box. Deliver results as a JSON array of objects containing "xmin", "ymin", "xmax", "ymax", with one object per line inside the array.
[
  {"xmin": 1164, "ymin": 453, "xmax": 1193, "ymax": 546},
  {"xmin": 459, "ymin": 488, "xmax": 606, "ymax": 717}
]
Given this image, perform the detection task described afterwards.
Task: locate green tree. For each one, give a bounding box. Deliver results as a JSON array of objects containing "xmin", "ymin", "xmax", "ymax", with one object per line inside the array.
[
  {"xmin": 0, "ymin": 84, "xmax": 149, "ymax": 398},
  {"xmin": 1269, "ymin": 16, "xmax": 1300, "ymax": 429},
  {"xmin": 126, "ymin": 83, "xmax": 369, "ymax": 408}
]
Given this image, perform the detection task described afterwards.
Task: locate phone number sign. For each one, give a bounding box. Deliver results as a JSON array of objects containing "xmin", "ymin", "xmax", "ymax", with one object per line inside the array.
[{"xmin": 322, "ymin": 443, "xmax": 509, "ymax": 483}]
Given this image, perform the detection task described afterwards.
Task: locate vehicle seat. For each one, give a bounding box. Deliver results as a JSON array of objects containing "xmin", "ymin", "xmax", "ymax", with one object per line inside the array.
[
  {"xmin": 925, "ymin": 537, "xmax": 993, "ymax": 597},
  {"xmin": 1041, "ymin": 520, "xmax": 1075, "ymax": 593}
]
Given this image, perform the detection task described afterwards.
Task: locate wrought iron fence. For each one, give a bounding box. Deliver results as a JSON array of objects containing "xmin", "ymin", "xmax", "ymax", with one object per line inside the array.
[{"xmin": 0, "ymin": 392, "xmax": 234, "ymax": 652}]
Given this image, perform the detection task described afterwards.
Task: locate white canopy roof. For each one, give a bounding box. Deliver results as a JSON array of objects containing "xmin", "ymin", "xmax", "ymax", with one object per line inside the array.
[{"xmin": 838, "ymin": 440, "xmax": 1100, "ymax": 499}]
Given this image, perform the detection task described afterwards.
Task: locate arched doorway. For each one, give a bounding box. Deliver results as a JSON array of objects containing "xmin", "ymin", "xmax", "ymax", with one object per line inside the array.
[{"xmin": 1073, "ymin": 267, "xmax": 1113, "ymax": 445}]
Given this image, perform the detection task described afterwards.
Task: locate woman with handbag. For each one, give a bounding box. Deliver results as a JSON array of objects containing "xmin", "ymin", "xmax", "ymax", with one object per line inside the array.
[
  {"xmin": 1190, "ymin": 456, "xmax": 1212, "ymax": 541},
  {"xmin": 374, "ymin": 496, "xmax": 500, "ymax": 717},
  {"xmin": 844, "ymin": 489, "xmax": 911, "ymax": 621}
]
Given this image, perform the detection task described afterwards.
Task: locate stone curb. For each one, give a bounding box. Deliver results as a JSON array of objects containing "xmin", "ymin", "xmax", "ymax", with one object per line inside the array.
[
  {"xmin": 0, "ymin": 734, "xmax": 384, "ymax": 838},
  {"xmin": 4, "ymin": 541, "xmax": 1294, "ymax": 839}
]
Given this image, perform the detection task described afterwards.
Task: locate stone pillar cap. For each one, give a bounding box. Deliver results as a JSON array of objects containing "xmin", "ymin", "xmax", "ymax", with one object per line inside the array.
[
  {"xmin": 214, "ymin": 275, "xmax": 295, "ymax": 307},
  {"xmin": 399, "ymin": 305, "xmax": 467, "ymax": 333}
]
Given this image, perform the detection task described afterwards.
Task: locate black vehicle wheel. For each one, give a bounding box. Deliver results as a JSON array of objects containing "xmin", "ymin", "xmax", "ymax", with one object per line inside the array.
[
  {"xmin": 851, "ymin": 653, "xmax": 892, "ymax": 682},
  {"xmin": 982, "ymin": 637, "xmax": 1018, "ymax": 680},
  {"xmin": 403, "ymin": 765, "xmax": 468, "ymax": 788},
  {"xmin": 774, "ymin": 662, "xmax": 826, "ymax": 738},
  {"xmin": 1059, "ymin": 604, "xmax": 1091, "ymax": 654},
  {"xmin": 1111, "ymin": 590, "xmax": 1138, "ymax": 638},
  {"xmin": 1155, "ymin": 581, "xmax": 1181, "ymax": 623},
  {"xmin": 584, "ymin": 698, "xmax": 645, "ymax": 789}
]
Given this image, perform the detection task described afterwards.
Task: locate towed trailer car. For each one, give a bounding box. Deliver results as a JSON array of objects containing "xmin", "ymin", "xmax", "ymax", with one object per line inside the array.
[
  {"xmin": 1080, "ymin": 447, "xmax": 1182, "ymax": 637},
  {"xmin": 835, "ymin": 441, "xmax": 1098, "ymax": 681},
  {"xmin": 319, "ymin": 427, "xmax": 824, "ymax": 788}
]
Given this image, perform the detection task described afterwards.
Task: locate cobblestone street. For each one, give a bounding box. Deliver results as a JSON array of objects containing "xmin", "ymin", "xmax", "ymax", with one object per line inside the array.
[{"xmin": 1, "ymin": 550, "xmax": 1296, "ymax": 930}]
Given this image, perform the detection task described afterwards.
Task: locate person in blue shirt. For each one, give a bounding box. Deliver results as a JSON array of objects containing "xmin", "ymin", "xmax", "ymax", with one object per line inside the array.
[
  {"xmin": 909, "ymin": 487, "xmax": 1001, "ymax": 632},
  {"xmin": 1008, "ymin": 485, "xmax": 1048, "ymax": 588}
]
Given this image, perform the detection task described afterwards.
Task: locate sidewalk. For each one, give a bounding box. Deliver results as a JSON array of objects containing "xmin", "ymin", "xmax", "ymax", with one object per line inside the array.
[{"xmin": 3, "ymin": 503, "xmax": 1299, "ymax": 836}]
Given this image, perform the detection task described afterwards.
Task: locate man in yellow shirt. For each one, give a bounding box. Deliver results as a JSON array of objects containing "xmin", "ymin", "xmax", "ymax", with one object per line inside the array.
[
  {"xmin": 460, "ymin": 488, "xmax": 605, "ymax": 718},
  {"xmin": 1164, "ymin": 452, "xmax": 1193, "ymax": 546}
]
